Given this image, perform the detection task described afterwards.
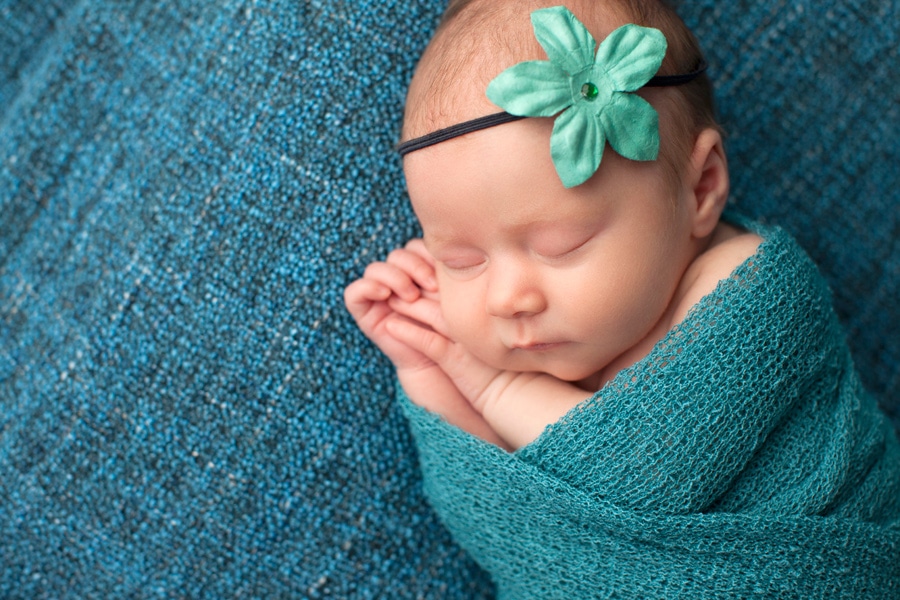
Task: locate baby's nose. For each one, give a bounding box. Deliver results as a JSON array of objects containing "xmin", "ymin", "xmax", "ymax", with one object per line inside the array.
[{"xmin": 485, "ymin": 266, "xmax": 547, "ymax": 318}]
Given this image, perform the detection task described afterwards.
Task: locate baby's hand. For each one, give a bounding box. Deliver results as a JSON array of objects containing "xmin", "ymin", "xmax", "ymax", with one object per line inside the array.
[
  {"xmin": 344, "ymin": 239, "xmax": 439, "ymax": 372},
  {"xmin": 345, "ymin": 240, "xmax": 510, "ymax": 449},
  {"xmin": 387, "ymin": 288, "xmax": 590, "ymax": 449},
  {"xmin": 384, "ymin": 297, "xmax": 502, "ymax": 412}
]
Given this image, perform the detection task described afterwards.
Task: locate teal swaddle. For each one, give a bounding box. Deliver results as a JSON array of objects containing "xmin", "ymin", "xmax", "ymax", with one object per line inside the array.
[{"xmin": 400, "ymin": 218, "xmax": 900, "ymax": 598}]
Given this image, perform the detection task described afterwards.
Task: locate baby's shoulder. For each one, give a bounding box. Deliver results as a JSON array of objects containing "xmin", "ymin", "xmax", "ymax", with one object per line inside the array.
[
  {"xmin": 698, "ymin": 223, "xmax": 763, "ymax": 279},
  {"xmin": 670, "ymin": 223, "xmax": 763, "ymax": 326}
]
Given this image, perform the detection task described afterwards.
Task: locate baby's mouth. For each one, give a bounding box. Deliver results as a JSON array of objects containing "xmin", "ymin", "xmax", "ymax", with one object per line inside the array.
[{"xmin": 511, "ymin": 341, "xmax": 565, "ymax": 351}]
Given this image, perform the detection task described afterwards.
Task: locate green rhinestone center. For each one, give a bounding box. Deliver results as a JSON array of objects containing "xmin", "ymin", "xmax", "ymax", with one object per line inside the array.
[{"xmin": 580, "ymin": 82, "xmax": 599, "ymax": 101}]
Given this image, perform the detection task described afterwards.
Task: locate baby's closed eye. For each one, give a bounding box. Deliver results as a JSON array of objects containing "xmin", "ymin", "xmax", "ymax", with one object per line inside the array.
[
  {"xmin": 531, "ymin": 232, "xmax": 595, "ymax": 261},
  {"xmin": 436, "ymin": 251, "xmax": 487, "ymax": 275}
]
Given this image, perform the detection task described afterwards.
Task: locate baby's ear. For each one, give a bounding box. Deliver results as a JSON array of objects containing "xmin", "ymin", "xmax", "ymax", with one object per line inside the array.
[{"xmin": 686, "ymin": 128, "xmax": 729, "ymax": 239}]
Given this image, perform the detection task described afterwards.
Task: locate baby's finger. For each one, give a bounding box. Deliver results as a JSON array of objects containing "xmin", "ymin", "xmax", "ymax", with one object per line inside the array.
[
  {"xmin": 387, "ymin": 246, "xmax": 437, "ymax": 292},
  {"xmin": 343, "ymin": 278, "xmax": 391, "ymax": 322},
  {"xmin": 385, "ymin": 315, "xmax": 452, "ymax": 365},
  {"xmin": 344, "ymin": 277, "xmax": 390, "ymax": 305},
  {"xmin": 388, "ymin": 295, "xmax": 450, "ymax": 338},
  {"xmin": 363, "ymin": 261, "xmax": 421, "ymax": 303},
  {"xmin": 404, "ymin": 238, "xmax": 436, "ymax": 267}
]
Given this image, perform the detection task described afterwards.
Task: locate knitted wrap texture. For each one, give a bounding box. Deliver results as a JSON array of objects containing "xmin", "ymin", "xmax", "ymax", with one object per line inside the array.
[
  {"xmin": 401, "ymin": 222, "xmax": 900, "ymax": 598},
  {"xmin": 0, "ymin": 0, "xmax": 491, "ymax": 597},
  {"xmin": 1, "ymin": 0, "xmax": 898, "ymax": 596}
]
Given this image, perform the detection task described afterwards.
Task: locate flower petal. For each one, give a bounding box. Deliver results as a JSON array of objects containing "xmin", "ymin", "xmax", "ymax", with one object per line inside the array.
[
  {"xmin": 550, "ymin": 107, "xmax": 605, "ymax": 188},
  {"xmin": 531, "ymin": 6, "xmax": 596, "ymax": 75},
  {"xmin": 595, "ymin": 24, "xmax": 666, "ymax": 91},
  {"xmin": 600, "ymin": 92, "xmax": 660, "ymax": 161},
  {"xmin": 487, "ymin": 61, "xmax": 572, "ymax": 116}
]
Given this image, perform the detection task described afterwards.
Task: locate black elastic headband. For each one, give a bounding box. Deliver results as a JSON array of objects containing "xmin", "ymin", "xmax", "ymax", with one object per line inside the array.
[{"xmin": 397, "ymin": 60, "xmax": 708, "ymax": 157}]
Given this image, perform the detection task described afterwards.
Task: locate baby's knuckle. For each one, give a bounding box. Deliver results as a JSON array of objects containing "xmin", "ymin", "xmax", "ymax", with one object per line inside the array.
[
  {"xmin": 363, "ymin": 261, "xmax": 385, "ymax": 277},
  {"xmin": 386, "ymin": 248, "xmax": 407, "ymax": 262}
]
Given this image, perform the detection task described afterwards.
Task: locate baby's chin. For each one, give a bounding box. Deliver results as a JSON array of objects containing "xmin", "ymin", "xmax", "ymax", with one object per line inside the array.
[
  {"xmin": 546, "ymin": 364, "xmax": 606, "ymax": 391},
  {"xmin": 477, "ymin": 348, "xmax": 604, "ymax": 390}
]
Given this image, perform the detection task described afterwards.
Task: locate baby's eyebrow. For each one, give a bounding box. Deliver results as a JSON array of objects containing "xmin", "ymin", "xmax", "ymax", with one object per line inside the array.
[
  {"xmin": 420, "ymin": 234, "xmax": 440, "ymax": 249},
  {"xmin": 424, "ymin": 240, "xmax": 475, "ymax": 256},
  {"xmin": 526, "ymin": 216, "xmax": 602, "ymax": 235},
  {"xmin": 422, "ymin": 233, "xmax": 464, "ymax": 247},
  {"xmin": 420, "ymin": 235, "xmax": 459, "ymax": 255}
]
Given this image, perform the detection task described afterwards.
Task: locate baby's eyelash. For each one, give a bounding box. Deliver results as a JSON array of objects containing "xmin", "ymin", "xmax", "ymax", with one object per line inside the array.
[
  {"xmin": 443, "ymin": 261, "xmax": 482, "ymax": 271},
  {"xmin": 537, "ymin": 236, "xmax": 593, "ymax": 260},
  {"xmin": 439, "ymin": 257, "xmax": 486, "ymax": 273}
]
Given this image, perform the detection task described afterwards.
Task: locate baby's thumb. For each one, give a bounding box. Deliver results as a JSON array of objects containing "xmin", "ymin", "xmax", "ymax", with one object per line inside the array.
[{"xmin": 385, "ymin": 316, "xmax": 451, "ymax": 365}]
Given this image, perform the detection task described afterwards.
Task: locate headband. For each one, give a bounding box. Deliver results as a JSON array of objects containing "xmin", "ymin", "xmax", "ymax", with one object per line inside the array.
[{"xmin": 397, "ymin": 6, "xmax": 709, "ymax": 188}]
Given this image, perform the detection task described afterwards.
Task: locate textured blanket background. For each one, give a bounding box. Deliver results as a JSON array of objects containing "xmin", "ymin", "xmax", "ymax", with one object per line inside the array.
[{"xmin": 0, "ymin": 0, "xmax": 897, "ymax": 597}]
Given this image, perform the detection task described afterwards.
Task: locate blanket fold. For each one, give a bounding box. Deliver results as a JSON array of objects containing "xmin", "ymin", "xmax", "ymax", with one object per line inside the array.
[{"xmin": 400, "ymin": 219, "xmax": 900, "ymax": 598}]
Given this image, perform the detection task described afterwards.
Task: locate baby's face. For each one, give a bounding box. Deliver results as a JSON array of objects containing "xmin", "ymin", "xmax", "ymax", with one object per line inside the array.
[{"xmin": 404, "ymin": 117, "xmax": 697, "ymax": 387}]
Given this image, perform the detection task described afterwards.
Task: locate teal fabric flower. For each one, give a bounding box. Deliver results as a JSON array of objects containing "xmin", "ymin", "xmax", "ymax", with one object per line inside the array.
[{"xmin": 487, "ymin": 6, "xmax": 667, "ymax": 188}]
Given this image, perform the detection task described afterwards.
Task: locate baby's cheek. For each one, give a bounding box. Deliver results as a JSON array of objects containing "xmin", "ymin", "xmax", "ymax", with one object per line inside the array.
[
  {"xmin": 439, "ymin": 291, "xmax": 478, "ymax": 341},
  {"xmin": 439, "ymin": 301, "xmax": 466, "ymax": 339}
]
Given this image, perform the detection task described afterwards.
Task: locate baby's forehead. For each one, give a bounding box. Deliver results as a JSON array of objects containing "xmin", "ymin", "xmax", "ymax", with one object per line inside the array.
[
  {"xmin": 405, "ymin": 126, "xmax": 631, "ymax": 237},
  {"xmin": 404, "ymin": 1, "xmax": 628, "ymax": 140}
]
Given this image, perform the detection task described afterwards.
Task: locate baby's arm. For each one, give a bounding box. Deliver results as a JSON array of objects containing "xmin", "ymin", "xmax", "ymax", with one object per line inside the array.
[{"xmin": 344, "ymin": 241, "xmax": 510, "ymax": 449}]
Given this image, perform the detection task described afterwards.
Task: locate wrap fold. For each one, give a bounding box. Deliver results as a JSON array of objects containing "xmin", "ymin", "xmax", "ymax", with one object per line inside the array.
[{"xmin": 400, "ymin": 218, "xmax": 900, "ymax": 598}]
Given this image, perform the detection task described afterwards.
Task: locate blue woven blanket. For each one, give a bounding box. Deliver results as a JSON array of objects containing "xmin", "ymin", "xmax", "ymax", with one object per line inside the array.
[
  {"xmin": 402, "ymin": 220, "xmax": 900, "ymax": 598},
  {"xmin": 2, "ymin": 0, "xmax": 898, "ymax": 596}
]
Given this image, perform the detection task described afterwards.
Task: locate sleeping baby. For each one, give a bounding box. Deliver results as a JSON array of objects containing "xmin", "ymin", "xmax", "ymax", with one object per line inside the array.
[{"xmin": 345, "ymin": 1, "xmax": 900, "ymax": 597}]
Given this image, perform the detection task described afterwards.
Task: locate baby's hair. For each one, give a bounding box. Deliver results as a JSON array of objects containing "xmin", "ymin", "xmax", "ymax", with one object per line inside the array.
[{"xmin": 403, "ymin": 0, "xmax": 719, "ymax": 183}]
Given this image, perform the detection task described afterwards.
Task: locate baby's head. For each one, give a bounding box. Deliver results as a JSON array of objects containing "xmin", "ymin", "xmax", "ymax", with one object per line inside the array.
[
  {"xmin": 402, "ymin": 0, "xmax": 719, "ymax": 183},
  {"xmin": 400, "ymin": 0, "xmax": 731, "ymax": 385}
]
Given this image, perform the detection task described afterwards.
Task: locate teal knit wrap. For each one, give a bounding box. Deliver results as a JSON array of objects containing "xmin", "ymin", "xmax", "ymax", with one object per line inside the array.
[{"xmin": 401, "ymin": 220, "xmax": 900, "ymax": 598}]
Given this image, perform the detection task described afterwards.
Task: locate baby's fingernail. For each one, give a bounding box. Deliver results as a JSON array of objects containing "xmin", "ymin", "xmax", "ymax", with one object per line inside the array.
[{"xmin": 403, "ymin": 285, "xmax": 420, "ymax": 301}]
